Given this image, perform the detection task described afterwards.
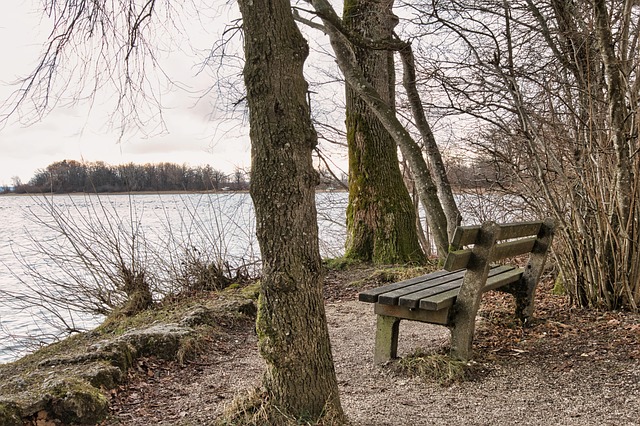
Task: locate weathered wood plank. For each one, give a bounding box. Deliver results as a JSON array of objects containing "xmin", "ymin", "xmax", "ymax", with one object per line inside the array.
[
  {"xmin": 397, "ymin": 279, "xmax": 461, "ymax": 308},
  {"xmin": 449, "ymin": 221, "xmax": 543, "ymax": 250},
  {"xmin": 374, "ymin": 303, "xmax": 450, "ymax": 325},
  {"xmin": 483, "ymin": 266, "xmax": 524, "ymax": 291},
  {"xmin": 497, "ymin": 221, "xmax": 542, "ymax": 240},
  {"xmin": 375, "ymin": 270, "xmax": 466, "ymax": 305},
  {"xmin": 449, "ymin": 222, "xmax": 500, "ymax": 361},
  {"xmin": 443, "ymin": 248, "xmax": 473, "ymax": 271},
  {"xmin": 515, "ymin": 218, "xmax": 555, "ymax": 322},
  {"xmin": 418, "ymin": 266, "xmax": 523, "ymax": 310},
  {"xmin": 445, "ymin": 236, "xmax": 538, "ymax": 271},
  {"xmin": 493, "ymin": 236, "xmax": 537, "ymax": 260},
  {"xmin": 358, "ymin": 269, "xmax": 453, "ymax": 303},
  {"xmin": 374, "ymin": 315, "xmax": 400, "ymax": 364},
  {"xmin": 419, "ymin": 288, "xmax": 459, "ymax": 311},
  {"xmin": 399, "ymin": 265, "xmax": 515, "ymax": 309},
  {"xmin": 450, "ymin": 225, "xmax": 481, "ymax": 249}
]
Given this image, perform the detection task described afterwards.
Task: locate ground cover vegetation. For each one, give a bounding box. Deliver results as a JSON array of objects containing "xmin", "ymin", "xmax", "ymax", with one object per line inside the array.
[{"xmin": 2, "ymin": 264, "xmax": 638, "ymax": 425}]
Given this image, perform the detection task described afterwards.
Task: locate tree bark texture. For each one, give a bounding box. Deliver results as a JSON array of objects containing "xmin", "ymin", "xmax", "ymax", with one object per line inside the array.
[
  {"xmin": 310, "ymin": 0, "xmax": 450, "ymax": 259},
  {"xmin": 238, "ymin": 0, "xmax": 344, "ymax": 419},
  {"xmin": 342, "ymin": 0, "xmax": 425, "ymax": 264}
]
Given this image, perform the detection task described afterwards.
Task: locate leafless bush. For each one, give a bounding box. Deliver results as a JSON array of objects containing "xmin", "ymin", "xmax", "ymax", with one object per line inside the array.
[
  {"xmin": 174, "ymin": 247, "xmax": 252, "ymax": 293},
  {"xmin": 151, "ymin": 193, "xmax": 260, "ymax": 294},
  {"xmin": 0, "ymin": 193, "xmax": 261, "ymax": 359},
  {"xmin": 315, "ymin": 192, "xmax": 348, "ymax": 259},
  {"xmin": 5, "ymin": 195, "xmax": 156, "ymax": 319},
  {"xmin": 403, "ymin": 0, "xmax": 640, "ymax": 310}
]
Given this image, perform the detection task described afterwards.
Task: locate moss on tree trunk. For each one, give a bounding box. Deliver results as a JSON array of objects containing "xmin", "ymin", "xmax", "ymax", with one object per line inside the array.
[
  {"xmin": 343, "ymin": 0, "xmax": 425, "ymax": 264},
  {"xmin": 237, "ymin": 0, "xmax": 346, "ymax": 421}
]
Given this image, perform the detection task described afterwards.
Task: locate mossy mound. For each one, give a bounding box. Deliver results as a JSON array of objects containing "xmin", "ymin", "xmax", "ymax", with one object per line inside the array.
[
  {"xmin": 0, "ymin": 288, "xmax": 257, "ymax": 424},
  {"xmin": 0, "ymin": 402, "xmax": 22, "ymax": 426},
  {"xmin": 46, "ymin": 378, "xmax": 109, "ymax": 424}
]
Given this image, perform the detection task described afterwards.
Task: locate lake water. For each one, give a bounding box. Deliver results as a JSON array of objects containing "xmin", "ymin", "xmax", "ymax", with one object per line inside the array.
[
  {"xmin": 0, "ymin": 192, "xmax": 349, "ymax": 363},
  {"xmin": 0, "ymin": 191, "xmax": 519, "ymax": 364}
]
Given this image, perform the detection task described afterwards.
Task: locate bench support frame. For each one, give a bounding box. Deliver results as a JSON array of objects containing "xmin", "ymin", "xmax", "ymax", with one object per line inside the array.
[
  {"xmin": 449, "ymin": 222, "xmax": 499, "ymax": 361},
  {"xmin": 374, "ymin": 315, "xmax": 400, "ymax": 364},
  {"xmin": 512, "ymin": 218, "xmax": 556, "ymax": 323},
  {"xmin": 362, "ymin": 218, "xmax": 556, "ymax": 364},
  {"xmin": 374, "ymin": 305, "xmax": 450, "ymax": 363}
]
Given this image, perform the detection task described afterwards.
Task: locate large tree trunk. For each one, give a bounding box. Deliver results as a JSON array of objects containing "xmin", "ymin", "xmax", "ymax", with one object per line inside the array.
[
  {"xmin": 237, "ymin": 0, "xmax": 345, "ymax": 421},
  {"xmin": 343, "ymin": 0, "xmax": 426, "ymax": 264},
  {"xmin": 309, "ymin": 0, "xmax": 450, "ymax": 259}
]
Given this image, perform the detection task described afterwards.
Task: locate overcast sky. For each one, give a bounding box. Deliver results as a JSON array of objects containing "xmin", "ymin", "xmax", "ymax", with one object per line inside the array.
[{"xmin": 0, "ymin": 2, "xmax": 252, "ymax": 187}]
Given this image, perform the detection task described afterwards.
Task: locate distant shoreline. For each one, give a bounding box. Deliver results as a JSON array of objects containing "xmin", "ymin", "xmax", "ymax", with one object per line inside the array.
[
  {"xmin": 0, "ymin": 190, "xmax": 243, "ymax": 196},
  {"xmin": 0, "ymin": 188, "xmax": 347, "ymax": 197}
]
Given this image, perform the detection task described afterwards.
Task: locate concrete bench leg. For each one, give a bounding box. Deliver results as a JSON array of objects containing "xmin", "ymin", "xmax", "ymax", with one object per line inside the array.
[
  {"xmin": 515, "ymin": 218, "xmax": 555, "ymax": 324},
  {"xmin": 514, "ymin": 285, "xmax": 536, "ymax": 324},
  {"xmin": 374, "ymin": 315, "xmax": 400, "ymax": 364},
  {"xmin": 449, "ymin": 316, "xmax": 475, "ymax": 361}
]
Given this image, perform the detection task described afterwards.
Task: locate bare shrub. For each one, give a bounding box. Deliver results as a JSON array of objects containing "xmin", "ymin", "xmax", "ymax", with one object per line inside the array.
[
  {"xmin": 0, "ymin": 193, "xmax": 261, "ymax": 359},
  {"xmin": 152, "ymin": 193, "xmax": 260, "ymax": 294},
  {"xmin": 403, "ymin": 0, "xmax": 640, "ymax": 310}
]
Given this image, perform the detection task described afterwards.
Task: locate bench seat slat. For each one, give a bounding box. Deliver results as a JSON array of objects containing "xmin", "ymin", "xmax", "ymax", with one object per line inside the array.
[
  {"xmin": 398, "ymin": 265, "xmax": 515, "ymax": 309},
  {"xmin": 482, "ymin": 266, "xmax": 523, "ymax": 291},
  {"xmin": 358, "ymin": 269, "xmax": 455, "ymax": 303},
  {"xmin": 419, "ymin": 288, "xmax": 460, "ymax": 311},
  {"xmin": 376, "ymin": 270, "xmax": 466, "ymax": 305},
  {"xmin": 418, "ymin": 267, "xmax": 524, "ymax": 310},
  {"xmin": 400, "ymin": 281, "xmax": 460, "ymax": 308}
]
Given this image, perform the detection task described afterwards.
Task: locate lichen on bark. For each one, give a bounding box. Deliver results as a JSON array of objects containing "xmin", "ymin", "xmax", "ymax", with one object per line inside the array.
[
  {"xmin": 343, "ymin": 0, "xmax": 425, "ymax": 265},
  {"xmin": 236, "ymin": 0, "xmax": 346, "ymax": 421}
]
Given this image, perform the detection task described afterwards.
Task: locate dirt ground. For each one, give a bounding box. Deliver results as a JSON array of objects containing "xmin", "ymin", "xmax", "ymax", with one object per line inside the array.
[{"xmin": 104, "ymin": 266, "xmax": 640, "ymax": 425}]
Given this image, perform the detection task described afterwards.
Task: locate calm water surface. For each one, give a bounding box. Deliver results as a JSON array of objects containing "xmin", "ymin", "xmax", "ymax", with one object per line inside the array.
[{"xmin": 0, "ymin": 192, "xmax": 348, "ymax": 363}]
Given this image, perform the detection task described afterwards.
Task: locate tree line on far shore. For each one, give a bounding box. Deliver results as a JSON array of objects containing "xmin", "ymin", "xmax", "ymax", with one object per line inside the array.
[
  {"xmin": 1, "ymin": 157, "xmax": 501, "ymax": 195},
  {"xmin": 4, "ymin": 160, "xmax": 250, "ymax": 194}
]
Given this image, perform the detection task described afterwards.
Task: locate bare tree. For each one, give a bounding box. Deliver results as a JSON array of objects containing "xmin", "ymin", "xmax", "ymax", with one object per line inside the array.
[
  {"xmin": 235, "ymin": 0, "xmax": 346, "ymax": 421},
  {"xmin": 339, "ymin": 0, "xmax": 426, "ymax": 264},
  {"xmin": 3, "ymin": 0, "xmax": 346, "ymax": 421},
  {"xmin": 406, "ymin": 0, "xmax": 640, "ymax": 310},
  {"xmin": 304, "ymin": 0, "xmax": 456, "ymax": 258}
]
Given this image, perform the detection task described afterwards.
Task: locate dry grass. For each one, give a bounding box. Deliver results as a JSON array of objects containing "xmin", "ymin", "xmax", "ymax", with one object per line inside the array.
[
  {"xmin": 218, "ymin": 387, "xmax": 350, "ymax": 426},
  {"xmin": 396, "ymin": 350, "xmax": 470, "ymax": 385},
  {"xmin": 176, "ymin": 334, "xmax": 210, "ymax": 366}
]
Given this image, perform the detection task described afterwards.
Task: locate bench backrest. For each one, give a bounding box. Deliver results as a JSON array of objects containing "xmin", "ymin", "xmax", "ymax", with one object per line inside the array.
[{"xmin": 443, "ymin": 219, "xmax": 554, "ymax": 271}]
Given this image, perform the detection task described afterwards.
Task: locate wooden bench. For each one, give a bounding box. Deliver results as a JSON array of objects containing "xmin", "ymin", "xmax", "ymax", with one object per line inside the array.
[{"xmin": 359, "ymin": 219, "xmax": 555, "ymax": 363}]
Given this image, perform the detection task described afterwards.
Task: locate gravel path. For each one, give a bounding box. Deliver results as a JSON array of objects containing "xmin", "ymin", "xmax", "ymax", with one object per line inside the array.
[
  {"xmin": 327, "ymin": 301, "xmax": 639, "ymax": 426},
  {"xmin": 106, "ymin": 297, "xmax": 640, "ymax": 425}
]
